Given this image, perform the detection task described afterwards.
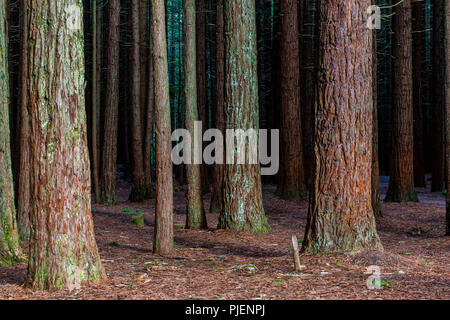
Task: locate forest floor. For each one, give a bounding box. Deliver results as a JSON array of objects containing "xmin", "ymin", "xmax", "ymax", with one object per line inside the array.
[{"xmin": 0, "ymin": 177, "xmax": 449, "ymax": 300}]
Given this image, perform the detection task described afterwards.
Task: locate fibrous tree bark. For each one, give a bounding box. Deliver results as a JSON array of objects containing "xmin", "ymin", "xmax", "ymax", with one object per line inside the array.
[
  {"xmin": 385, "ymin": 0, "xmax": 418, "ymax": 202},
  {"xmin": 0, "ymin": 0, "xmax": 23, "ymax": 265},
  {"xmin": 300, "ymin": 0, "xmax": 316, "ymax": 188},
  {"xmin": 210, "ymin": 0, "xmax": 225, "ymax": 214},
  {"xmin": 17, "ymin": 0, "xmax": 30, "ymax": 240},
  {"xmin": 152, "ymin": 0, "xmax": 174, "ymax": 255},
  {"xmin": 431, "ymin": 0, "xmax": 444, "ymax": 192},
  {"xmin": 277, "ymin": 0, "xmax": 307, "ymax": 200},
  {"xmin": 184, "ymin": 0, "xmax": 207, "ymax": 230},
  {"xmin": 129, "ymin": 0, "xmax": 146, "ymax": 202},
  {"xmin": 302, "ymin": 0, "xmax": 382, "ymax": 253},
  {"xmin": 26, "ymin": 0, "xmax": 106, "ymax": 290},
  {"xmin": 101, "ymin": 0, "xmax": 120, "ymax": 205},
  {"xmin": 412, "ymin": 0, "xmax": 426, "ymax": 188},
  {"xmin": 218, "ymin": 0, "xmax": 269, "ymax": 233}
]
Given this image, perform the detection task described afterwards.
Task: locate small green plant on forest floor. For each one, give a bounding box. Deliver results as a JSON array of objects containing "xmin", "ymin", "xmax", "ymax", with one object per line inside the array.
[
  {"xmin": 131, "ymin": 213, "xmax": 145, "ymax": 227},
  {"xmin": 109, "ymin": 241, "xmax": 120, "ymax": 247},
  {"xmin": 121, "ymin": 208, "xmax": 143, "ymax": 214}
]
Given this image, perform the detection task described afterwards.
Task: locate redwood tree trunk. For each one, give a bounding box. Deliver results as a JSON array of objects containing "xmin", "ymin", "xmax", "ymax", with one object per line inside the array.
[
  {"xmin": 129, "ymin": 0, "xmax": 146, "ymax": 202},
  {"xmin": 412, "ymin": 0, "xmax": 426, "ymax": 188},
  {"xmin": 210, "ymin": 0, "xmax": 225, "ymax": 214},
  {"xmin": 385, "ymin": 0, "xmax": 418, "ymax": 202},
  {"xmin": 101, "ymin": 0, "xmax": 120, "ymax": 205},
  {"xmin": 26, "ymin": 0, "xmax": 106, "ymax": 290},
  {"xmin": 17, "ymin": 0, "xmax": 30, "ymax": 240},
  {"xmin": 218, "ymin": 0, "xmax": 269, "ymax": 233},
  {"xmin": 196, "ymin": 0, "xmax": 210, "ymax": 194},
  {"xmin": 302, "ymin": 0, "xmax": 382, "ymax": 253},
  {"xmin": 152, "ymin": 0, "xmax": 174, "ymax": 255},
  {"xmin": 184, "ymin": 0, "xmax": 207, "ymax": 230},
  {"xmin": 0, "ymin": 0, "xmax": 23, "ymax": 265},
  {"xmin": 277, "ymin": 0, "xmax": 306, "ymax": 200},
  {"xmin": 444, "ymin": 0, "xmax": 449, "ymax": 236},
  {"xmin": 301, "ymin": 0, "xmax": 316, "ymax": 188},
  {"xmin": 431, "ymin": 0, "xmax": 444, "ymax": 192}
]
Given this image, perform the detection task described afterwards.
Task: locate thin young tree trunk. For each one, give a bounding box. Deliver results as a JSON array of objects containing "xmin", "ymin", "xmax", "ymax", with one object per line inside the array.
[
  {"xmin": 26, "ymin": 0, "xmax": 106, "ymax": 290},
  {"xmin": 152, "ymin": 0, "xmax": 174, "ymax": 255},
  {"xmin": 196, "ymin": 0, "xmax": 210, "ymax": 194},
  {"xmin": 301, "ymin": 0, "xmax": 315, "ymax": 188},
  {"xmin": 444, "ymin": 0, "xmax": 449, "ymax": 235},
  {"xmin": 129, "ymin": 0, "xmax": 146, "ymax": 202},
  {"xmin": 17, "ymin": 0, "xmax": 30, "ymax": 240},
  {"xmin": 101, "ymin": 0, "xmax": 120, "ymax": 205},
  {"xmin": 144, "ymin": 2, "xmax": 154, "ymax": 199},
  {"xmin": 218, "ymin": 0, "xmax": 270, "ymax": 233},
  {"xmin": 0, "ymin": 0, "xmax": 23, "ymax": 265},
  {"xmin": 302, "ymin": 0, "xmax": 382, "ymax": 253},
  {"xmin": 91, "ymin": 0, "xmax": 101, "ymax": 203},
  {"xmin": 385, "ymin": 0, "xmax": 418, "ymax": 202},
  {"xmin": 184, "ymin": 0, "xmax": 207, "ymax": 230},
  {"xmin": 210, "ymin": 0, "xmax": 225, "ymax": 214},
  {"xmin": 431, "ymin": 0, "xmax": 444, "ymax": 192},
  {"xmin": 372, "ymin": 4, "xmax": 382, "ymax": 218},
  {"xmin": 412, "ymin": 0, "xmax": 426, "ymax": 188},
  {"xmin": 277, "ymin": 0, "xmax": 306, "ymax": 200}
]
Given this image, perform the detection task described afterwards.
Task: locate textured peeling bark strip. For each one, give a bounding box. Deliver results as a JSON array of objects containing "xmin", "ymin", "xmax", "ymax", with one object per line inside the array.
[
  {"xmin": 218, "ymin": 0, "xmax": 269, "ymax": 233},
  {"xmin": 152, "ymin": 0, "xmax": 174, "ymax": 255},
  {"xmin": 26, "ymin": 0, "xmax": 105, "ymax": 290},
  {"xmin": 302, "ymin": 0, "xmax": 382, "ymax": 253},
  {"xmin": 0, "ymin": 0, "xmax": 23, "ymax": 265}
]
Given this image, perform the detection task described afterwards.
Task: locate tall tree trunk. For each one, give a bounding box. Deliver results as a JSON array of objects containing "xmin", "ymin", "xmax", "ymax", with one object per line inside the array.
[
  {"xmin": 152, "ymin": 0, "xmax": 174, "ymax": 255},
  {"xmin": 412, "ymin": 0, "xmax": 426, "ymax": 188},
  {"xmin": 184, "ymin": 0, "xmax": 207, "ymax": 230},
  {"xmin": 372, "ymin": 3, "xmax": 382, "ymax": 218},
  {"xmin": 302, "ymin": 0, "xmax": 382, "ymax": 253},
  {"xmin": 129, "ymin": 0, "xmax": 146, "ymax": 202},
  {"xmin": 0, "ymin": 0, "xmax": 23, "ymax": 265},
  {"xmin": 210, "ymin": 0, "xmax": 225, "ymax": 214},
  {"xmin": 196, "ymin": 0, "xmax": 210, "ymax": 194},
  {"xmin": 26, "ymin": 0, "xmax": 106, "ymax": 290},
  {"xmin": 444, "ymin": 0, "xmax": 449, "ymax": 236},
  {"xmin": 431, "ymin": 0, "xmax": 444, "ymax": 192},
  {"xmin": 277, "ymin": 0, "xmax": 306, "ymax": 200},
  {"xmin": 301, "ymin": 0, "xmax": 316, "ymax": 188},
  {"xmin": 218, "ymin": 0, "xmax": 270, "ymax": 233},
  {"xmin": 385, "ymin": 0, "xmax": 418, "ymax": 202},
  {"xmin": 91, "ymin": 0, "xmax": 101, "ymax": 203},
  {"xmin": 17, "ymin": 0, "xmax": 30, "ymax": 240},
  {"xmin": 101, "ymin": 0, "xmax": 120, "ymax": 205},
  {"xmin": 144, "ymin": 2, "xmax": 154, "ymax": 199}
]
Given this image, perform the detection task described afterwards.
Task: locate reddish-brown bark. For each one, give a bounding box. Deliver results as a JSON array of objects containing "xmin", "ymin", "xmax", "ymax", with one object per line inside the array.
[
  {"xmin": 302, "ymin": 0, "xmax": 382, "ymax": 253},
  {"xmin": 25, "ymin": 0, "xmax": 106, "ymax": 290},
  {"xmin": 385, "ymin": 0, "xmax": 418, "ymax": 202},
  {"xmin": 152, "ymin": 0, "xmax": 174, "ymax": 255}
]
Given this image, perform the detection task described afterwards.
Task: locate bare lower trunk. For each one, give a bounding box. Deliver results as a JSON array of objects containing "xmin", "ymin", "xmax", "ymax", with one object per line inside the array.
[
  {"xmin": 101, "ymin": 0, "xmax": 120, "ymax": 205},
  {"xmin": 218, "ymin": 0, "xmax": 269, "ymax": 233},
  {"xmin": 26, "ymin": 0, "xmax": 105, "ymax": 290},
  {"xmin": 444, "ymin": 0, "xmax": 449, "ymax": 235},
  {"xmin": 152, "ymin": 0, "xmax": 174, "ymax": 255},
  {"xmin": 385, "ymin": 0, "xmax": 418, "ymax": 202},
  {"xmin": 302, "ymin": 0, "xmax": 382, "ymax": 253},
  {"xmin": 0, "ymin": 0, "xmax": 23, "ymax": 265}
]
